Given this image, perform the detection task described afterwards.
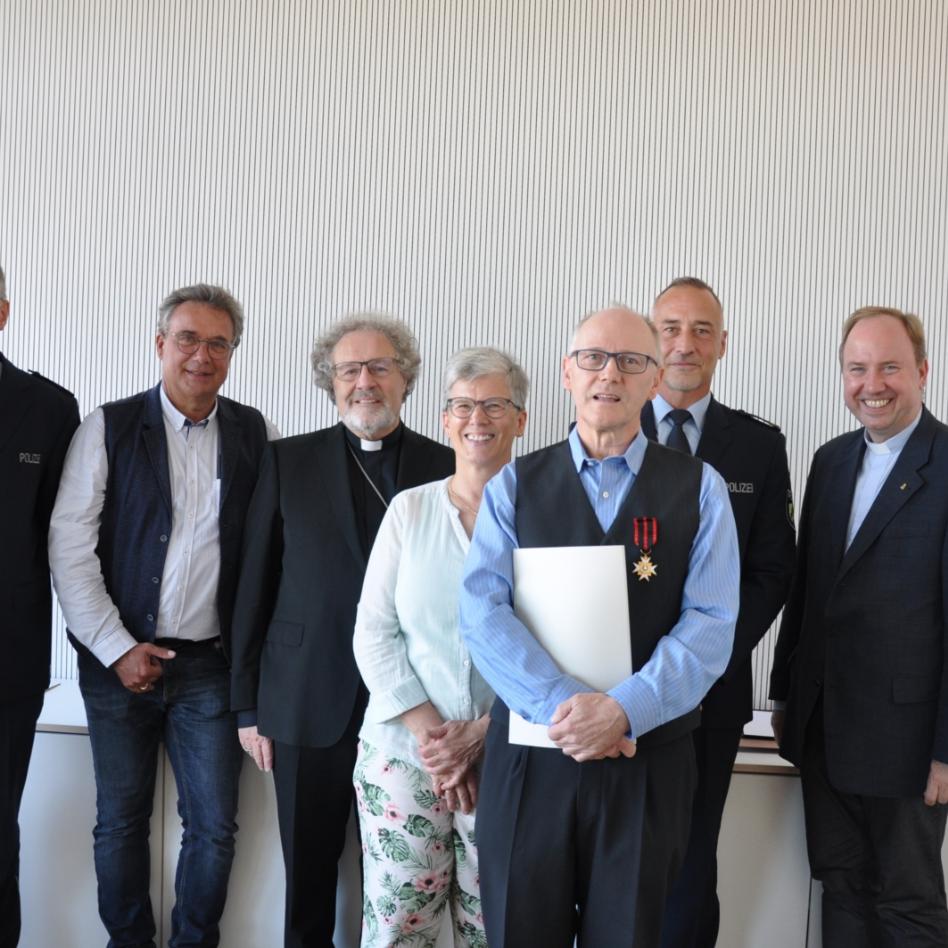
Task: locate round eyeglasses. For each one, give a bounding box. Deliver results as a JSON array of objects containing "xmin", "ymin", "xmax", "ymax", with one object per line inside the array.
[
  {"xmin": 569, "ymin": 349, "xmax": 657, "ymax": 374},
  {"xmin": 169, "ymin": 331, "xmax": 237, "ymax": 359},
  {"xmin": 445, "ymin": 397, "xmax": 521, "ymax": 419}
]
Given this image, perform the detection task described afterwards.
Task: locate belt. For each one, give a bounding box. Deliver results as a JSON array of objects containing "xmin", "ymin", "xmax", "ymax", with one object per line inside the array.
[{"xmin": 153, "ymin": 636, "xmax": 221, "ymax": 651}]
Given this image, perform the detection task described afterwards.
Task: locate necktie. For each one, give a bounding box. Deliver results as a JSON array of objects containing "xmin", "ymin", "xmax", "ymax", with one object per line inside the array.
[{"xmin": 665, "ymin": 409, "xmax": 693, "ymax": 455}]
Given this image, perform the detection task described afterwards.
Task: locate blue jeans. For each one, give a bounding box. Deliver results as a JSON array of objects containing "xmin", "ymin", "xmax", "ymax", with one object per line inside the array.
[{"xmin": 78, "ymin": 641, "xmax": 243, "ymax": 948}]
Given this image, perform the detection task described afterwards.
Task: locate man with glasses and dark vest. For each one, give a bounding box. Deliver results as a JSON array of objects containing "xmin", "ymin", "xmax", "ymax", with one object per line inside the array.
[
  {"xmin": 49, "ymin": 284, "xmax": 277, "ymax": 948},
  {"xmin": 644, "ymin": 277, "xmax": 796, "ymax": 948},
  {"xmin": 460, "ymin": 305, "xmax": 740, "ymax": 948},
  {"xmin": 229, "ymin": 313, "xmax": 453, "ymax": 947},
  {"xmin": 0, "ymin": 264, "xmax": 79, "ymax": 948}
]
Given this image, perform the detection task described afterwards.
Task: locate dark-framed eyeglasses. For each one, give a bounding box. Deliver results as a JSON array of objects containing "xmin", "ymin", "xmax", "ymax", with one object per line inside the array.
[
  {"xmin": 445, "ymin": 397, "xmax": 522, "ymax": 419},
  {"xmin": 329, "ymin": 357, "xmax": 401, "ymax": 382},
  {"xmin": 168, "ymin": 331, "xmax": 237, "ymax": 359},
  {"xmin": 569, "ymin": 349, "xmax": 657, "ymax": 375}
]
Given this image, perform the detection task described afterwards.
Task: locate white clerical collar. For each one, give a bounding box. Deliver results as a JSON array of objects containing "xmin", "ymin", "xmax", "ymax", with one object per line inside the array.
[
  {"xmin": 159, "ymin": 385, "xmax": 218, "ymax": 432},
  {"xmin": 863, "ymin": 410, "xmax": 922, "ymax": 456},
  {"xmin": 360, "ymin": 438, "xmax": 383, "ymax": 452}
]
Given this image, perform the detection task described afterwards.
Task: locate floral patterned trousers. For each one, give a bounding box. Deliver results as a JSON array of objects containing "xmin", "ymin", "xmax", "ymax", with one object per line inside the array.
[{"xmin": 354, "ymin": 739, "xmax": 487, "ymax": 947}]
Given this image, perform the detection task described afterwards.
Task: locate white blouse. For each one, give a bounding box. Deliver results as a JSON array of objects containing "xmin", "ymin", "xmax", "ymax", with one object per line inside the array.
[{"xmin": 353, "ymin": 477, "xmax": 494, "ymax": 766}]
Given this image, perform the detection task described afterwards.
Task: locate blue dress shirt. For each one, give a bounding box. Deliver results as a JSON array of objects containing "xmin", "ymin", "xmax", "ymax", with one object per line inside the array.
[
  {"xmin": 651, "ymin": 392, "xmax": 712, "ymax": 455},
  {"xmin": 459, "ymin": 426, "xmax": 740, "ymax": 741}
]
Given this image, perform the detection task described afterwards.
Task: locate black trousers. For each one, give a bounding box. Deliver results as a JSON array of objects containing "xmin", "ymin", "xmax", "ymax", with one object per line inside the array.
[
  {"xmin": 477, "ymin": 718, "xmax": 696, "ymax": 948},
  {"xmin": 0, "ymin": 692, "xmax": 43, "ymax": 948},
  {"xmin": 272, "ymin": 706, "xmax": 362, "ymax": 948},
  {"xmin": 661, "ymin": 725, "xmax": 742, "ymax": 948},
  {"xmin": 801, "ymin": 714, "xmax": 948, "ymax": 948}
]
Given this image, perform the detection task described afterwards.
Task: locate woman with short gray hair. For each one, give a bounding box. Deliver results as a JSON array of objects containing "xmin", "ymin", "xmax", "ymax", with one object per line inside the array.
[{"xmin": 353, "ymin": 346, "xmax": 529, "ymax": 947}]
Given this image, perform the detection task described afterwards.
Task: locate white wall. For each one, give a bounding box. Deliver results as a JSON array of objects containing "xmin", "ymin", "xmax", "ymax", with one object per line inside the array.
[{"xmin": 2, "ymin": 0, "xmax": 946, "ymax": 701}]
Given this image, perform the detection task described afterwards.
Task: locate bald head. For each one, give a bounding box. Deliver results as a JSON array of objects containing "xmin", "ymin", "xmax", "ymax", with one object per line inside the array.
[
  {"xmin": 569, "ymin": 306, "xmax": 660, "ymax": 362},
  {"xmin": 562, "ymin": 305, "xmax": 663, "ymax": 458}
]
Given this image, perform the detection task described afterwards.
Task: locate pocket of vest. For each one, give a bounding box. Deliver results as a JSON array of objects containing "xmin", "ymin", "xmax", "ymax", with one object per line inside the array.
[{"xmin": 265, "ymin": 621, "xmax": 304, "ymax": 647}]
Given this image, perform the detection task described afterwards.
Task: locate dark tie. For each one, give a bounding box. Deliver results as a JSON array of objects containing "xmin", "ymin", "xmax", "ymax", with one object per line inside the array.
[{"xmin": 665, "ymin": 409, "xmax": 693, "ymax": 455}]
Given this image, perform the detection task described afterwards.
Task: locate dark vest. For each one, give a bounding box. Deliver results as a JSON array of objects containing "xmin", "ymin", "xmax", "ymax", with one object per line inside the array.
[
  {"xmin": 70, "ymin": 385, "xmax": 268, "ymax": 663},
  {"xmin": 509, "ymin": 438, "xmax": 703, "ymax": 748}
]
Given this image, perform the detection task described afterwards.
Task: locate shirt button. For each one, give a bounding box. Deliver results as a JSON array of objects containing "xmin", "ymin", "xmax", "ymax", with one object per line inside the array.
[
  {"xmin": 151, "ymin": 577, "xmax": 159, "ymax": 584},
  {"xmin": 160, "ymin": 535, "xmax": 168, "ymax": 543},
  {"xmin": 146, "ymin": 614, "xmax": 154, "ymax": 622},
  {"xmin": 463, "ymin": 660, "xmax": 470, "ymax": 668},
  {"xmin": 602, "ymin": 491, "xmax": 610, "ymax": 498}
]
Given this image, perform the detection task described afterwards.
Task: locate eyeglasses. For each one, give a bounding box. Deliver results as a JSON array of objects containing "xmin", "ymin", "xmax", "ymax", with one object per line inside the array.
[
  {"xmin": 329, "ymin": 357, "xmax": 401, "ymax": 382},
  {"xmin": 569, "ymin": 349, "xmax": 657, "ymax": 374},
  {"xmin": 445, "ymin": 397, "xmax": 521, "ymax": 419},
  {"xmin": 169, "ymin": 331, "xmax": 236, "ymax": 359}
]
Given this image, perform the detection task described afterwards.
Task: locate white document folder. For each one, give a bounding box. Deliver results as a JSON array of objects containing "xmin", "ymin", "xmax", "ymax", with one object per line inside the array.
[{"xmin": 510, "ymin": 545, "xmax": 632, "ymax": 748}]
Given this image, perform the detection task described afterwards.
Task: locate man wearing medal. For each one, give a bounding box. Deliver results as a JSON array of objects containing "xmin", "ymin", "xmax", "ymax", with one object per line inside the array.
[
  {"xmin": 229, "ymin": 314, "xmax": 453, "ymax": 947},
  {"xmin": 460, "ymin": 305, "xmax": 740, "ymax": 947},
  {"xmin": 770, "ymin": 307, "xmax": 948, "ymax": 945},
  {"xmin": 644, "ymin": 277, "xmax": 796, "ymax": 948}
]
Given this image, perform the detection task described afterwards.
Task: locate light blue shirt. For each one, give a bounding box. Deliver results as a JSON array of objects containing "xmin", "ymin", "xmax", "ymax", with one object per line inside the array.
[
  {"xmin": 846, "ymin": 411, "xmax": 923, "ymax": 549},
  {"xmin": 651, "ymin": 392, "xmax": 712, "ymax": 455},
  {"xmin": 459, "ymin": 427, "xmax": 740, "ymax": 740}
]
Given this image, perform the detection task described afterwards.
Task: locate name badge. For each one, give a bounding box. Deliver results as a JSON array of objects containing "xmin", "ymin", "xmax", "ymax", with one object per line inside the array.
[
  {"xmin": 19, "ymin": 452, "xmax": 42, "ymax": 465},
  {"xmin": 728, "ymin": 481, "xmax": 754, "ymax": 494}
]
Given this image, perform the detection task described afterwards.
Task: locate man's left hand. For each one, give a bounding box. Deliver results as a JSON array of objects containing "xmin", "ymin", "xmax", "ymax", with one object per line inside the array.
[
  {"xmin": 548, "ymin": 693, "xmax": 635, "ymax": 762},
  {"xmin": 924, "ymin": 759, "xmax": 948, "ymax": 806}
]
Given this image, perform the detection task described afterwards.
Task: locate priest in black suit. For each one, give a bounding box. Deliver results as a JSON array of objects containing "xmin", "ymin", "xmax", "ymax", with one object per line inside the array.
[
  {"xmin": 771, "ymin": 307, "xmax": 948, "ymax": 946},
  {"xmin": 644, "ymin": 277, "xmax": 796, "ymax": 948},
  {"xmin": 0, "ymin": 265, "xmax": 79, "ymax": 948},
  {"xmin": 230, "ymin": 314, "xmax": 454, "ymax": 948}
]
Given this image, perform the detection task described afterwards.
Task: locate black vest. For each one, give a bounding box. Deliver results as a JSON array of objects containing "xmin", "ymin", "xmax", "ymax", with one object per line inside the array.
[
  {"xmin": 511, "ymin": 438, "xmax": 703, "ymax": 748},
  {"xmin": 70, "ymin": 385, "xmax": 269, "ymax": 662}
]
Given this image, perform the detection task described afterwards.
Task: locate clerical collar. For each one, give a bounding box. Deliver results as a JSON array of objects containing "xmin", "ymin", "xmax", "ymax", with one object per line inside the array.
[
  {"xmin": 863, "ymin": 410, "xmax": 922, "ymax": 456},
  {"xmin": 343, "ymin": 422, "xmax": 403, "ymax": 453}
]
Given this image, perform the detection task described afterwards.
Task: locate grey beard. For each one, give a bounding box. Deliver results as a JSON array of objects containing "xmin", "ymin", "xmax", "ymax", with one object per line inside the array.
[{"xmin": 340, "ymin": 403, "xmax": 399, "ymax": 440}]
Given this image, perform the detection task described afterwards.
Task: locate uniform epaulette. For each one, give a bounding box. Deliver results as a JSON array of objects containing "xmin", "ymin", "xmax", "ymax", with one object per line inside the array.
[
  {"xmin": 733, "ymin": 408, "xmax": 781, "ymax": 431},
  {"xmin": 28, "ymin": 370, "xmax": 76, "ymax": 400}
]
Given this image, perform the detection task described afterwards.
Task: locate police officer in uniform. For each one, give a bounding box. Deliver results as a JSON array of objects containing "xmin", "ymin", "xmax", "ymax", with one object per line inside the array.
[
  {"xmin": 644, "ymin": 277, "xmax": 796, "ymax": 948},
  {"xmin": 0, "ymin": 264, "xmax": 80, "ymax": 948}
]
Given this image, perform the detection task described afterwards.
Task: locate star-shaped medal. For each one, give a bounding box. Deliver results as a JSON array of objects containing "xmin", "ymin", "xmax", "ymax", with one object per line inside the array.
[{"xmin": 633, "ymin": 552, "xmax": 658, "ymax": 582}]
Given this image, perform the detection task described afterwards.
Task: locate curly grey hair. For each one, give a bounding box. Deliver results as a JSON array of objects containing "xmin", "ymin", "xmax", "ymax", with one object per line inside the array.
[
  {"xmin": 311, "ymin": 313, "xmax": 421, "ymax": 395},
  {"xmin": 442, "ymin": 347, "xmax": 529, "ymax": 408},
  {"xmin": 157, "ymin": 284, "xmax": 244, "ymax": 347}
]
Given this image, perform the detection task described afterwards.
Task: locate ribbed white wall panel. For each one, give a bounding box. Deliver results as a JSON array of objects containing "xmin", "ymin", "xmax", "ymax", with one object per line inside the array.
[{"xmin": 1, "ymin": 0, "xmax": 945, "ymax": 703}]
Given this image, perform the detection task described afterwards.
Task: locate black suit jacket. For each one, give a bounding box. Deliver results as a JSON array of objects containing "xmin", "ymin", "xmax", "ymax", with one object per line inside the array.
[
  {"xmin": 770, "ymin": 408, "xmax": 948, "ymax": 797},
  {"xmin": 230, "ymin": 422, "xmax": 454, "ymax": 748},
  {"xmin": 643, "ymin": 398, "xmax": 795, "ymax": 727},
  {"xmin": 0, "ymin": 354, "xmax": 79, "ymax": 699}
]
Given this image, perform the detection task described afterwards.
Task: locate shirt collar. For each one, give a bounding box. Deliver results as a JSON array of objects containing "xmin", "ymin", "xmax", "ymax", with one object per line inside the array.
[
  {"xmin": 651, "ymin": 391, "xmax": 712, "ymax": 433},
  {"xmin": 568, "ymin": 424, "xmax": 648, "ymax": 475},
  {"xmin": 159, "ymin": 385, "xmax": 218, "ymax": 433},
  {"xmin": 863, "ymin": 409, "xmax": 922, "ymax": 456}
]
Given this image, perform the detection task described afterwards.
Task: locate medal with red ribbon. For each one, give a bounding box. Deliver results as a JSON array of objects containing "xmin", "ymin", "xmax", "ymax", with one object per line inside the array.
[{"xmin": 632, "ymin": 517, "xmax": 659, "ymax": 582}]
